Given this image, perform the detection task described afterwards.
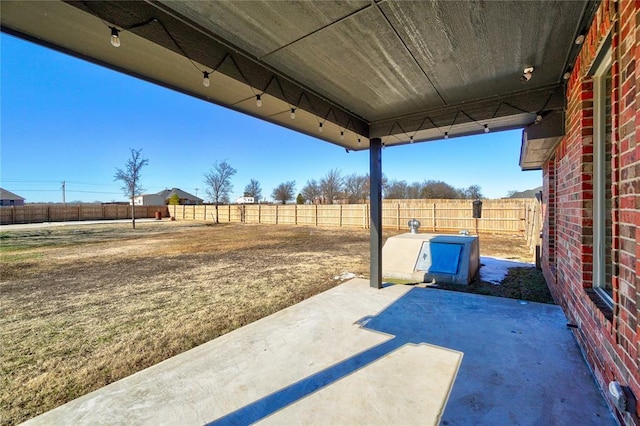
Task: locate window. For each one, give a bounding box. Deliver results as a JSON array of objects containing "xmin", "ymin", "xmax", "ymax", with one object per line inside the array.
[{"xmin": 592, "ymin": 47, "xmax": 613, "ymax": 308}]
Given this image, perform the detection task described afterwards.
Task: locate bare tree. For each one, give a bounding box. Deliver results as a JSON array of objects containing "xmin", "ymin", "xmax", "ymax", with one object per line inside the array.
[
  {"xmin": 320, "ymin": 168, "xmax": 344, "ymax": 204},
  {"xmin": 384, "ymin": 179, "xmax": 409, "ymax": 199},
  {"xmin": 204, "ymin": 160, "xmax": 237, "ymax": 223},
  {"xmin": 301, "ymin": 179, "xmax": 321, "ymax": 204},
  {"xmin": 244, "ymin": 179, "xmax": 262, "ymax": 203},
  {"xmin": 462, "ymin": 185, "xmax": 483, "ymax": 199},
  {"xmin": 343, "ymin": 173, "xmax": 368, "ymax": 203},
  {"xmin": 114, "ymin": 148, "xmax": 148, "ymax": 229},
  {"xmin": 406, "ymin": 181, "xmax": 422, "ymax": 199},
  {"xmin": 272, "ymin": 181, "xmax": 296, "ymax": 204},
  {"xmin": 420, "ymin": 180, "xmax": 462, "ymax": 199}
]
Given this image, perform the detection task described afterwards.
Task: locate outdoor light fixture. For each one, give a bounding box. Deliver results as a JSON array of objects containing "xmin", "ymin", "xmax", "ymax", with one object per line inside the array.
[
  {"xmin": 575, "ymin": 34, "xmax": 586, "ymax": 45},
  {"xmin": 110, "ymin": 27, "xmax": 121, "ymax": 47},
  {"xmin": 202, "ymin": 71, "xmax": 210, "ymax": 87},
  {"xmin": 520, "ymin": 66, "xmax": 534, "ymax": 82},
  {"xmin": 290, "ymin": 108, "xmax": 296, "ymax": 119},
  {"xmin": 256, "ymin": 94, "xmax": 262, "ymax": 107},
  {"xmin": 318, "ymin": 122, "xmax": 323, "ymax": 133},
  {"xmin": 340, "ymin": 130, "xmax": 345, "ymax": 140},
  {"xmin": 444, "ymin": 132, "xmax": 449, "ymax": 139},
  {"xmin": 484, "ymin": 124, "xmax": 490, "ymax": 133},
  {"xmin": 608, "ymin": 381, "xmax": 627, "ymax": 412}
]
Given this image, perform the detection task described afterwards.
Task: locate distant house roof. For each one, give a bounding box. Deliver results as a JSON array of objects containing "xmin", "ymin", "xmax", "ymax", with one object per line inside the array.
[
  {"xmin": 154, "ymin": 188, "xmax": 203, "ymax": 202},
  {"xmin": 0, "ymin": 188, "xmax": 25, "ymax": 201}
]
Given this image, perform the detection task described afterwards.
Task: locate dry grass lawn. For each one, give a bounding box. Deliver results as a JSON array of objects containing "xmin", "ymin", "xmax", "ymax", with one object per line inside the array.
[{"xmin": 1, "ymin": 221, "xmax": 539, "ymax": 425}]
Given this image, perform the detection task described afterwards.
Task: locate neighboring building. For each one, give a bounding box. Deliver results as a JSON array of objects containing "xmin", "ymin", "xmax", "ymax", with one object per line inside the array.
[
  {"xmin": 133, "ymin": 188, "xmax": 203, "ymax": 205},
  {"xmin": 133, "ymin": 194, "xmax": 166, "ymax": 206},
  {"xmin": 235, "ymin": 197, "xmax": 255, "ymax": 204},
  {"xmin": 519, "ymin": 2, "xmax": 639, "ymax": 423},
  {"xmin": 0, "ymin": 188, "xmax": 25, "ymax": 206}
]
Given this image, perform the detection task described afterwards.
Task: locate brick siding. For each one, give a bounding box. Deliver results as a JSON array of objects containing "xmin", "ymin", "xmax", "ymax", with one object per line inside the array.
[{"xmin": 542, "ymin": 1, "xmax": 639, "ymax": 423}]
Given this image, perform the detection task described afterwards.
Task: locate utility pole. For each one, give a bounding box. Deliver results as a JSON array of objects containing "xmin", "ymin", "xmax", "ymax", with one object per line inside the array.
[
  {"xmin": 195, "ymin": 187, "xmax": 199, "ymax": 198},
  {"xmin": 61, "ymin": 181, "xmax": 66, "ymax": 205}
]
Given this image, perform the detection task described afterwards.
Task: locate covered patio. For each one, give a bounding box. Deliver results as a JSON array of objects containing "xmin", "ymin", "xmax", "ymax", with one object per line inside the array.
[
  {"xmin": 23, "ymin": 279, "xmax": 614, "ymax": 425},
  {"xmin": 0, "ymin": 0, "xmax": 596, "ymax": 289},
  {"xmin": 1, "ymin": 1, "xmax": 616, "ymax": 423}
]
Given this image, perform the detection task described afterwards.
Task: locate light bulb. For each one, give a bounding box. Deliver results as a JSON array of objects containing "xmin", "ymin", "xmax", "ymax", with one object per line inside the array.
[
  {"xmin": 256, "ymin": 94, "xmax": 262, "ymax": 107},
  {"xmin": 444, "ymin": 132, "xmax": 449, "ymax": 139},
  {"xmin": 410, "ymin": 136, "xmax": 414, "ymax": 143},
  {"xmin": 290, "ymin": 108, "xmax": 296, "ymax": 119},
  {"xmin": 340, "ymin": 131, "xmax": 345, "ymax": 140},
  {"xmin": 535, "ymin": 114, "xmax": 543, "ymax": 123},
  {"xmin": 110, "ymin": 27, "xmax": 121, "ymax": 48},
  {"xmin": 357, "ymin": 138, "xmax": 361, "ymax": 145},
  {"xmin": 202, "ymin": 71, "xmax": 210, "ymax": 87},
  {"xmin": 484, "ymin": 124, "xmax": 490, "ymax": 133},
  {"xmin": 319, "ymin": 122, "xmax": 323, "ymax": 133}
]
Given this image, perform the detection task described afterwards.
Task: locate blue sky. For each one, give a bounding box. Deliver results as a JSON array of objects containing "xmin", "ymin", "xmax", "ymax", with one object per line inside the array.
[{"xmin": 1, "ymin": 33, "xmax": 540, "ymax": 203}]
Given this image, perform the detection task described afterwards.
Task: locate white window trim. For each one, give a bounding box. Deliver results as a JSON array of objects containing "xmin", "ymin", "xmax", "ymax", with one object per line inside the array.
[{"xmin": 592, "ymin": 47, "xmax": 613, "ymax": 309}]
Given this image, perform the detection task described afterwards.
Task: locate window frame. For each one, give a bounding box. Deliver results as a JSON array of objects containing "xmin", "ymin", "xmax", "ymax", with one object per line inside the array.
[{"xmin": 591, "ymin": 46, "xmax": 613, "ymax": 309}]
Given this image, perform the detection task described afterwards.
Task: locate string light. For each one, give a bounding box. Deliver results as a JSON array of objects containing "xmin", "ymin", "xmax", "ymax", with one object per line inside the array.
[
  {"xmin": 535, "ymin": 114, "xmax": 543, "ymax": 123},
  {"xmin": 318, "ymin": 122, "xmax": 323, "ymax": 133},
  {"xmin": 290, "ymin": 108, "xmax": 296, "ymax": 119},
  {"xmin": 202, "ymin": 71, "xmax": 210, "ymax": 87},
  {"xmin": 340, "ymin": 130, "xmax": 345, "ymax": 140},
  {"xmin": 256, "ymin": 94, "xmax": 262, "ymax": 107},
  {"xmin": 409, "ymin": 136, "xmax": 414, "ymax": 143},
  {"xmin": 444, "ymin": 132, "xmax": 449, "ymax": 139},
  {"xmin": 357, "ymin": 137, "xmax": 361, "ymax": 145},
  {"xmin": 110, "ymin": 27, "xmax": 121, "ymax": 47},
  {"xmin": 484, "ymin": 124, "xmax": 490, "ymax": 133}
]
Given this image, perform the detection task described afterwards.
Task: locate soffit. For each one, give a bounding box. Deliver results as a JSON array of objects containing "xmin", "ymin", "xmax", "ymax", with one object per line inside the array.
[{"xmin": 1, "ymin": 0, "xmax": 598, "ymax": 150}]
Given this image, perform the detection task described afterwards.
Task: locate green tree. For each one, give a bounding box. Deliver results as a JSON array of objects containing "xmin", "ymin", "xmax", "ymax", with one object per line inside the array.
[
  {"xmin": 296, "ymin": 193, "xmax": 305, "ymax": 204},
  {"xmin": 114, "ymin": 148, "xmax": 148, "ymax": 229},
  {"xmin": 168, "ymin": 193, "xmax": 180, "ymax": 205}
]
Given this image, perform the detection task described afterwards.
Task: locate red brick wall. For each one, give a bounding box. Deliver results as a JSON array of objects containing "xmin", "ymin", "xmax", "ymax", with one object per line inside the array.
[{"xmin": 542, "ymin": 1, "xmax": 639, "ymax": 422}]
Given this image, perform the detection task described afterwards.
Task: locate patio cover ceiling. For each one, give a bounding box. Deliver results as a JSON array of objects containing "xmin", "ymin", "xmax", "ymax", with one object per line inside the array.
[{"xmin": 1, "ymin": 0, "xmax": 597, "ymax": 155}]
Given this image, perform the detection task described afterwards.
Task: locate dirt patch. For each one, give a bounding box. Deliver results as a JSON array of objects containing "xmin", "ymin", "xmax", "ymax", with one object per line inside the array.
[{"xmin": 0, "ymin": 222, "xmax": 542, "ymax": 425}]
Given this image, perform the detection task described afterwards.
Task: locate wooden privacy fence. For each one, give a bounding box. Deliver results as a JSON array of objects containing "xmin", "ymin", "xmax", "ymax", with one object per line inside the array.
[
  {"xmin": 0, "ymin": 204, "xmax": 168, "ymax": 225},
  {"xmin": 169, "ymin": 199, "xmax": 539, "ymax": 236}
]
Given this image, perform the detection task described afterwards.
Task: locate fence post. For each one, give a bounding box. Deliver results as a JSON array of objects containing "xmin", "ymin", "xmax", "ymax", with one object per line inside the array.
[
  {"xmin": 315, "ymin": 204, "xmax": 318, "ymax": 226},
  {"xmin": 294, "ymin": 205, "xmax": 298, "ymax": 225},
  {"xmin": 396, "ymin": 203, "xmax": 400, "ymax": 230},
  {"xmin": 275, "ymin": 205, "xmax": 279, "ymax": 225},
  {"xmin": 363, "ymin": 204, "xmax": 367, "ymax": 229}
]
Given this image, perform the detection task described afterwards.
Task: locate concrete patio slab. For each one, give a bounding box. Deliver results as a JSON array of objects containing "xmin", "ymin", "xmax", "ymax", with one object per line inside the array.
[{"xmin": 23, "ymin": 279, "xmax": 614, "ymax": 425}]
